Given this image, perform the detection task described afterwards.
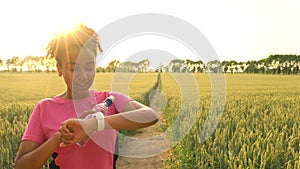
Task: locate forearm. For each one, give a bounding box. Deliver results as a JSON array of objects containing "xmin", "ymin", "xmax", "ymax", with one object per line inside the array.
[
  {"xmin": 59, "ymin": 104, "xmax": 159, "ymax": 147},
  {"xmin": 104, "ymin": 107, "xmax": 158, "ymax": 130},
  {"xmin": 14, "ymin": 132, "xmax": 62, "ymax": 169}
]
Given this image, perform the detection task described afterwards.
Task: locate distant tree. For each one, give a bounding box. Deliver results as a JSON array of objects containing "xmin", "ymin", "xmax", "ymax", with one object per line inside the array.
[
  {"xmin": 228, "ymin": 60, "xmax": 238, "ymax": 73},
  {"xmin": 21, "ymin": 56, "xmax": 44, "ymax": 71},
  {"xmin": 118, "ymin": 61, "xmax": 137, "ymax": 72},
  {"xmin": 10, "ymin": 56, "xmax": 21, "ymax": 72},
  {"xmin": 222, "ymin": 61, "xmax": 230, "ymax": 73},
  {"xmin": 32, "ymin": 56, "xmax": 43, "ymax": 71},
  {"xmin": 294, "ymin": 65, "xmax": 299, "ymax": 74},
  {"xmin": 155, "ymin": 64, "xmax": 164, "ymax": 73},
  {"xmin": 223, "ymin": 65, "xmax": 228, "ymax": 73},
  {"xmin": 168, "ymin": 59, "xmax": 185, "ymax": 72},
  {"xmin": 0, "ymin": 58, "xmax": 3, "ymax": 68},
  {"xmin": 106, "ymin": 59, "xmax": 120, "ymax": 72},
  {"xmin": 43, "ymin": 57, "xmax": 56, "ymax": 72},
  {"xmin": 185, "ymin": 59, "xmax": 204, "ymax": 73},
  {"xmin": 138, "ymin": 59, "xmax": 150, "ymax": 72},
  {"xmin": 22, "ymin": 56, "xmax": 35, "ymax": 71},
  {"xmin": 207, "ymin": 60, "xmax": 222, "ymax": 73},
  {"xmin": 6, "ymin": 59, "xmax": 12, "ymax": 71},
  {"xmin": 221, "ymin": 61, "xmax": 229, "ymax": 66},
  {"xmin": 117, "ymin": 59, "xmax": 150, "ymax": 73},
  {"xmin": 229, "ymin": 60, "xmax": 238, "ymax": 65},
  {"xmin": 96, "ymin": 67, "xmax": 106, "ymax": 73},
  {"xmin": 266, "ymin": 54, "xmax": 300, "ymax": 64}
]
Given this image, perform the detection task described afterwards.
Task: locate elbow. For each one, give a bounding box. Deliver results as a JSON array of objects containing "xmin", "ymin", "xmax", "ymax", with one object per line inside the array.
[
  {"xmin": 14, "ymin": 159, "xmax": 28, "ymax": 169},
  {"xmin": 14, "ymin": 164, "xmax": 22, "ymax": 169},
  {"xmin": 14, "ymin": 156, "xmax": 22, "ymax": 169},
  {"xmin": 14, "ymin": 160, "xmax": 25, "ymax": 169},
  {"xmin": 138, "ymin": 107, "xmax": 158, "ymax": 127},
  {"xmin": 148, "ymin": 108, "xmax": 159, "ymax": 125},
  {"xmin": 152, "ymin": 110, "xmax": 159, "ymax": 124},
  {"xmin": 151, "ymin": 118, "xmax": 159, "ymax": 126},
  {"xmin": 153, "ymin": 117, "xmax": 159, "ymax": 124}
]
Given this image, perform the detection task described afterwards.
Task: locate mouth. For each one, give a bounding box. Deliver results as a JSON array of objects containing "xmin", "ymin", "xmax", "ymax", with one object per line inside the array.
[{"xmin": 74, "ymin": 82, "xmax": 90, "ymax": 89}]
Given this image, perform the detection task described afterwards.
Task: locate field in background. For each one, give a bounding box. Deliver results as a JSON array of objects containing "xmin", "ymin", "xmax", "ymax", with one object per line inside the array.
[
  {"xmin": 161, "ymin": 74, "xmax": 300, "ymax": 168},
  {"xmin": 1, "ymin": 73, "xmax": 299, "ymax": 168}
]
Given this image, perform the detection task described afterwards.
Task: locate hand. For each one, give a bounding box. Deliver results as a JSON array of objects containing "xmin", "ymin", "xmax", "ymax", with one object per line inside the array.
[{"xmin": 59, "ymin": 118, "xmax": 97, "ymax": 147}]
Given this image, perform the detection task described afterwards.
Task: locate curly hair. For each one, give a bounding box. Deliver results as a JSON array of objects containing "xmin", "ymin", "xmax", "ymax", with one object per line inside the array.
[{"xmin": 46, "ymin": 24, "xmax": 103, "ymax": 65}]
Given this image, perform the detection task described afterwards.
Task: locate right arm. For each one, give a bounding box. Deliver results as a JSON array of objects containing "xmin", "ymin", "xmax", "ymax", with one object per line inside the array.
[
  {"xmin": 14, "ymin": 101, "xmax": 73, "ymax": 169},
  {"xmin": 14, "ymin": 132, "xmax": 63, "ymax": 169}
]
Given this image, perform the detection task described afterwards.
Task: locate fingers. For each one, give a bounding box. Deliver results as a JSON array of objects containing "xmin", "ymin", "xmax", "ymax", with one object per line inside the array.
[
  {"xmin": 60, "ymin": 123, "xmax": 71, "ymax": 135},
  {"xmin": 59, "ymin": 141, "xmax": 75, "ymax": 147},
  {"xmin": 60, "ymin": 122, "xmax": 73, "ymax": 138},
  {"xmin": 58, "ymin": 119, "xmax": 77, "ymax": 147},
  {"xmin": 58, "ymin": 118, "xmax": 89, "ymax": 147},
  {"xmin": 58, "ymin": 125, "xmax": 73, "ymax": 146},
  {"xmin": 58, "ymin": 117, "xmax": 97, "ymax": 147}
]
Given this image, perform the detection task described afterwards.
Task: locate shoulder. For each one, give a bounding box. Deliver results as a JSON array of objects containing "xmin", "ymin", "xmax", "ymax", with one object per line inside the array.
[
  {"xmin": 93, "ymin": 91, "xmax": 110, "ymax": 102},
  {"xmin": 33, "ymin": 95, "xmax": 71, "ymax": 113},
  {"xmin": 38, "ymin": 97, "xmax": 55, "ymax": 103},
  {"xmin": 109, "ymin": 92, "xmax": 133, "ymax": 112},
  {"xmin": 34, "ymin": 97, "xmax": 53, "ymax": 108},
  {"xmin": 93, "ymin": 90, "xmax": 133, "ymax": 111},
  {"xmin": 110, "ymin": 92, "xmax": 131, "ymax": 98}
]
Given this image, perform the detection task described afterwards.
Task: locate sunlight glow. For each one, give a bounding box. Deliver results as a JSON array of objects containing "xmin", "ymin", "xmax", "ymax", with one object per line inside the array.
[
  {"xmin": 48, "ymin": 19, "xmax": 85, "ymax": 40},
  {"xmin": 1, "ymin": 0, "xmax": 300, "ymax": 64}
]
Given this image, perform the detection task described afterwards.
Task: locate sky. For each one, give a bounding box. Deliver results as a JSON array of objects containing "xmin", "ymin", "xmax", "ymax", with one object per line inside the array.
[{"xmin": 0, "ymin": 0, "xmax": 300, "ymax": 67}]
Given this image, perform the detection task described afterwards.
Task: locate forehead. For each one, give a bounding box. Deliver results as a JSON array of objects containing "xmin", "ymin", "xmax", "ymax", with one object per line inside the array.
[{"xmin": 62, "ymin": 47, "xmax": 96, "ymax": 65}]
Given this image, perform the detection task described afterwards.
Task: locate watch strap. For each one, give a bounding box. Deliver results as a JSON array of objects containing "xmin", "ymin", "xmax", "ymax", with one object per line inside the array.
[{"xmin": 92, "ymin": 112, "xmax": 105, "ymax": 131}]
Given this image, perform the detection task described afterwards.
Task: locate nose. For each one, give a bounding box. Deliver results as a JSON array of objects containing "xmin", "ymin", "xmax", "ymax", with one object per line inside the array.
[{"xmin": 75, "ymin": 68, "xmax": 88, "ymax": 82}]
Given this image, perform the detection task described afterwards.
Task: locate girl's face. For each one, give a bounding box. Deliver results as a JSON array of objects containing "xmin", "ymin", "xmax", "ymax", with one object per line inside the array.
[{"xmin": 57, "ymin": 46, "xmax": 96, "ymax": 99}]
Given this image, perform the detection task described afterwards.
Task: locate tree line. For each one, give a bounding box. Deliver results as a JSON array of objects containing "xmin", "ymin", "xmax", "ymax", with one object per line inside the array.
[
  {"xmin": 0, "ymin": 56, "xmax": 56, "ymax": 72},
  {"xmin": 0, "ymin": 54, "xmax": 299, "ymax": 74}
]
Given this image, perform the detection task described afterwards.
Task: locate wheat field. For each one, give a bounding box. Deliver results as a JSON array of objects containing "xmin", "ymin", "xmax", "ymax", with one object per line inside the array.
[{"xmin": 0, "ymin": 73, "xmax": 299, "ymax": 168}]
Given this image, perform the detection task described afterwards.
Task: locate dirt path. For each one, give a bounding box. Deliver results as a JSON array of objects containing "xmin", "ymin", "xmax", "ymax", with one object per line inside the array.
[
  {"xmin": 117, "ymin": 85, "xmax": 169, "ymax": 169},
  {"xmin": 116, "ymin": 115, "xmax": 168, "ymax": 169}
]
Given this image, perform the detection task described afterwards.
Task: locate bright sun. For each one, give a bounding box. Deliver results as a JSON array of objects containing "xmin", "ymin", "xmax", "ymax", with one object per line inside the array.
[{"xmin": 48, "ymin": 19, "xmax": 84, "ymax": 38}]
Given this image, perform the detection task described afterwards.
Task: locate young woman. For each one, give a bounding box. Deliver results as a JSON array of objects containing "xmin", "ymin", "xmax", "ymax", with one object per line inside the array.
[{"xmin": 14, "ymin": 24, "xmax": 158, "ymax": 169}]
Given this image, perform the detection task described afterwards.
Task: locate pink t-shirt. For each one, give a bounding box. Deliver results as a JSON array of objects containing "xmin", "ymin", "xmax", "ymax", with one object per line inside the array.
[{"xmin": 22, "ymin": 90, "xmax": 132, "ymax": 169}]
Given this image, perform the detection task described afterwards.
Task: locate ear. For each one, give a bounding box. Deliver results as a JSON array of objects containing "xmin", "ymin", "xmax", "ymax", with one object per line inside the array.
[{"xmin": 56, "ymin": 64, "xmax": 63, "ymax": 77}]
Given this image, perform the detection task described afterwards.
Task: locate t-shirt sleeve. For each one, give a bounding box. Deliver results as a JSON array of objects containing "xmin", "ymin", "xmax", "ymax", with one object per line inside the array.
[
  {"xmin": 22, "ymin": 102, "xmax": 46, "ymax": 144},
  {"xmin": 110, "ymin": 92, "xmax": 133, "ymax": 113}
]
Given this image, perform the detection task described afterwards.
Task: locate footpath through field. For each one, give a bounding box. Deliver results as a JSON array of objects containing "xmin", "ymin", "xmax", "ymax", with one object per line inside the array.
[{"xmin": 117, "ymin": 74, "xmax": 169, "ymax": 169}]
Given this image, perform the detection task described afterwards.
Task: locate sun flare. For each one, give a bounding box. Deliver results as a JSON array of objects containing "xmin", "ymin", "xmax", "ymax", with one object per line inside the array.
[{"xmin": 50, "ymin": 20, "xmax": 84, "ymax": 37}]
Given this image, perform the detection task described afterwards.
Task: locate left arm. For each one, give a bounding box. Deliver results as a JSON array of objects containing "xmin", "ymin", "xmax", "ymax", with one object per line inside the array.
[
  {"xmin": 105, "ymin": 100, "xmax": 158, "ymax": 130},
  {"xmin": 59, "ymin": 101, "xmax": 158, "ymax": 146}
]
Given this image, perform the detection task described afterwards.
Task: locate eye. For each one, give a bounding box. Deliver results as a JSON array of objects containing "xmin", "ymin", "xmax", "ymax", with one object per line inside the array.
[
  {"xmin": 85, "ymin": 66, "xmax": 95, "ymax": 71},
  {"xmin": 85, "ymin": 63, "xmax": 95, "ymax": 71},
  {"xmin": 68, "ymin": 66, "xmax": 78, "ymax": 72}
]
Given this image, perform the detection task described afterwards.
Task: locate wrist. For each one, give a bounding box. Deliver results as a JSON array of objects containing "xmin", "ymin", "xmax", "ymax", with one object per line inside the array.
[
  {"xmin": 92, "ymin": 112, "xmax": 105, "ymax": 131},
  {"xmin": 90, "ymin": 118, "xmax": 98, "ymax": 133},
  {"xmin": 83, "ymin": 118, "xmax": 98, "ymax": 135},
  {"xmin": 54, "ymin": 132, "xmax": 63, "ymax": 145}
]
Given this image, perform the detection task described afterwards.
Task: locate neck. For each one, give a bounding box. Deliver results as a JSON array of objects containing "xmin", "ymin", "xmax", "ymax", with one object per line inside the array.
[{"xmin": 61, "ymin": 90, "xmax": 90, "ymax": 100}]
